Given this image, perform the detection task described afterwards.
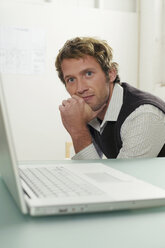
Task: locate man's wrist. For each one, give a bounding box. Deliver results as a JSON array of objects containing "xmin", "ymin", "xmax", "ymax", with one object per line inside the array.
[
  {"xmin": 71, "ymin": 127, "xmax": 92, "ymax": 154},
  {"xmin": 72, "ymin": 143, "xmax": 101, "ymax": 160}
]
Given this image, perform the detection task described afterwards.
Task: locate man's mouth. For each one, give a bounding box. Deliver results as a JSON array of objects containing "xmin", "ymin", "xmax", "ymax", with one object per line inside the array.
[{"xmin": 82, "ymin": 95, "xmax": 94, "ymax": 102}]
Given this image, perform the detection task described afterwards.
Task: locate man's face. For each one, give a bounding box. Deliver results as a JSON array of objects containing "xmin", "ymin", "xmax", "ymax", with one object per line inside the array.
[{"xmin": 61, "ymin": 55, "xmax": 114, "ymax": 113}]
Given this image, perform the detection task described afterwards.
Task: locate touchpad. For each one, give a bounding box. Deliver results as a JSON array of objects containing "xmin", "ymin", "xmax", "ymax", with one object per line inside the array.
[{"xmin": 85, "ymin": 172, "xmax": 123, "ymax": 183}]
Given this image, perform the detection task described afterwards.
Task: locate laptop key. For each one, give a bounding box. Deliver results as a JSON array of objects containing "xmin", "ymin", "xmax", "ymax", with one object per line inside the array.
[{"xmin": 19, "ymin": 166, "xmax": 104, "ymax": 198}]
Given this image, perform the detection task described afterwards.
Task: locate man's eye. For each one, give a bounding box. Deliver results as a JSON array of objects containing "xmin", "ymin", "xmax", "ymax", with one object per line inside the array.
[
  {"xmin": 86, "ymin": 71, "xmax": 93, "ymax": 77},
  {"xmin": 67, "ymin": 77, "xmax": 74, "ymax": 83}
]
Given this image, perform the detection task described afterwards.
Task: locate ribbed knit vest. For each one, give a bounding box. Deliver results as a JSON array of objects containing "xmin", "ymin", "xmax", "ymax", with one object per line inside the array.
[{"xmin": 88, "ymin": 83, "xmax": 165, "ymax": 158}]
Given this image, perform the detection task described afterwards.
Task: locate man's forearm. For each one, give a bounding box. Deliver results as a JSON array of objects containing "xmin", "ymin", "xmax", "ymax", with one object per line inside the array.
[
  {"xmin": 71, "ymin": 127, "xmax": 92, "ymax": 154},
  {"xmin": 59, "ymin": 95, "xmax": 104, "ymax": 154}
]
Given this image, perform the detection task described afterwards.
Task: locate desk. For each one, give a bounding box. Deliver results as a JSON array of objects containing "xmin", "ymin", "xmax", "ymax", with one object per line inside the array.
[{"xmin": 0, "ymin": 158, "xmax": 165, "ymax": 248}]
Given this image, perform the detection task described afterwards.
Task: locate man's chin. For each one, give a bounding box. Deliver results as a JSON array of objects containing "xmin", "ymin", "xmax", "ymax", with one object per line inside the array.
[
  {"xmin": 92, "ymin": 104, "xmax": 106, "ymax": 112},
  {"xmin": 90, "ymin": 106, "xmax": 99, "ymax": 112}
]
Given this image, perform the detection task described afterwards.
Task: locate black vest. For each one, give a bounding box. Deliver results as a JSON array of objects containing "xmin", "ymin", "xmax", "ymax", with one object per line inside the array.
[{"xmin": 88, "ymin": 83, "xmax": 165, "ymax": 158}]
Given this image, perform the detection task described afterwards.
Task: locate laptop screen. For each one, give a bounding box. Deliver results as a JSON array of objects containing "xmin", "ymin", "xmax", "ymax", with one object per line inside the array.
[{"xmin": 0, "ymin": 75, "xmax": 27, "ymax": 213}]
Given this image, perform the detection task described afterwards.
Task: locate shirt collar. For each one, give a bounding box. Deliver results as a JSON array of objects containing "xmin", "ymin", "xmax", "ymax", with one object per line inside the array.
[{"xmin": 89, "ymin": 83, "xmax": 123, "ymax": 132}]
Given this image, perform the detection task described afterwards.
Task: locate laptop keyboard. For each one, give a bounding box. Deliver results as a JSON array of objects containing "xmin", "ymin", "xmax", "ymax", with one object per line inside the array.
[{"xmin": 19, "ymin": 166, "xmax": 104, "ymax": 198}]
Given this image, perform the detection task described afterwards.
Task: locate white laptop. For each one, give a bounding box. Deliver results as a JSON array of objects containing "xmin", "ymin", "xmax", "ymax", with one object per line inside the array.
[{"xmin": 1, "ymin": 78, "xmax": 165, "ymax": 216}]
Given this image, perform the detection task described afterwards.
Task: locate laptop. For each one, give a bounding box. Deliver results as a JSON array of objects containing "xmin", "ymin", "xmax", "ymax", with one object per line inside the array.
[{"xmin": 1, "ymin": 77, "xmax": 165, "ymax": 216}]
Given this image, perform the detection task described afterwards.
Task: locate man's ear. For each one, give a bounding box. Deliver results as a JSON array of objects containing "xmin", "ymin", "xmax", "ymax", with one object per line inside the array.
[{"xmin": 109, "ymin": 68, "xmax": 117, "ymax": 83}]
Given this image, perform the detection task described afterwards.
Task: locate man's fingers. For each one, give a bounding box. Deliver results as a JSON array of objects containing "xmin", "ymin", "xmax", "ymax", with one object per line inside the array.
[
  {"xmin": 66, "ymin": 98, "xmax": 73, "ymax": 103},
  {"xmin": 62, "ymin": 97, "xmax": 78, "ymax": 106},
  {"xmin": 62, "ymin": 100, "xmax": 69, "ymax": 106},
  {"xmin": 60, "ymin": 97, "xmax": 78, "ymax": 112},
  {"xmin": 59, "ymin": 105, "xmax": 65, "ymax": 111},
  {"xmin": 72, "ymin": 94, "xmax": 84, "ymax": 102}
]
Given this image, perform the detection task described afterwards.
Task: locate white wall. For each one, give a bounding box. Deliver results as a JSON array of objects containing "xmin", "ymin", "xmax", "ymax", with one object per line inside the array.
[
  {"xmin": 162, "ymin": 0, "xmax": 165, "ymax": 85},
  {"xmin": 139, "ymin": 0, "xmax": 165, "ymax": 100},
  {"xmin": 0, "ymin": 0, "xmax": 138, "ymax": 160},
  {"xmin": 10, "ymin": 0, "xmax": 136, "ymax": 11},
  {"xmin": 103, "ymin": 0, "xmax": 136, "ymax": 12}
]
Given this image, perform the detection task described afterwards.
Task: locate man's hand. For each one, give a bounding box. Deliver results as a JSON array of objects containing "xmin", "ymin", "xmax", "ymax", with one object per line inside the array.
[
  {"xmin": 59, "ymin": 95, "xmax": 104, "ymax": 135},
  {"xmin": 59, "ymin": 95, "xmax": 105, "ymax": 154}
]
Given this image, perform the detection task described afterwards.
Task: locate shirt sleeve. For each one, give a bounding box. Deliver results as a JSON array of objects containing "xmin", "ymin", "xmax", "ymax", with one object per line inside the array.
[
  {"xmin": 72, "ymin": 143, "xmax": 101, "ymax": 160},
  {"xmin": 117, "ymin": 104, "xmax": 165, "ymax": 158}
]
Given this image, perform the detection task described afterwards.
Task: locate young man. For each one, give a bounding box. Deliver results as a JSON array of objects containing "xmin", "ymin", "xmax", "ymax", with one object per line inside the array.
[{"xmin": 55, "ymin": 37, "xmax": 165, "ymax": 159}]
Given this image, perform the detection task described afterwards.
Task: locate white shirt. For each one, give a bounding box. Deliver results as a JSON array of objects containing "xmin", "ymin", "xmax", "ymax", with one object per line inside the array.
[{"xmin": 72, "ymin": 83, "xmax": 165, "ymax": 159}]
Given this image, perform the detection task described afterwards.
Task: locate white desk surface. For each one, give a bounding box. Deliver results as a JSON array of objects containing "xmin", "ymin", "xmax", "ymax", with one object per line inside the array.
[{"xmin": 0, "ymin": 158, "xmax": 165, "ymax": 248}]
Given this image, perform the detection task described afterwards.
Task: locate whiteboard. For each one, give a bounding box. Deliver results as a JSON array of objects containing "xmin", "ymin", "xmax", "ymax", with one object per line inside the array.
[{"xmin": 0, "ymin": 1, "xmax": 138, "ymax": 160}]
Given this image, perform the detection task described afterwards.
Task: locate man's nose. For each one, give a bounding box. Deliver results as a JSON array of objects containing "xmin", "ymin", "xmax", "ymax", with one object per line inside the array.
[{"xmin": 76, "ymin": 78, "xmax": 88, "ymax": 94}]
